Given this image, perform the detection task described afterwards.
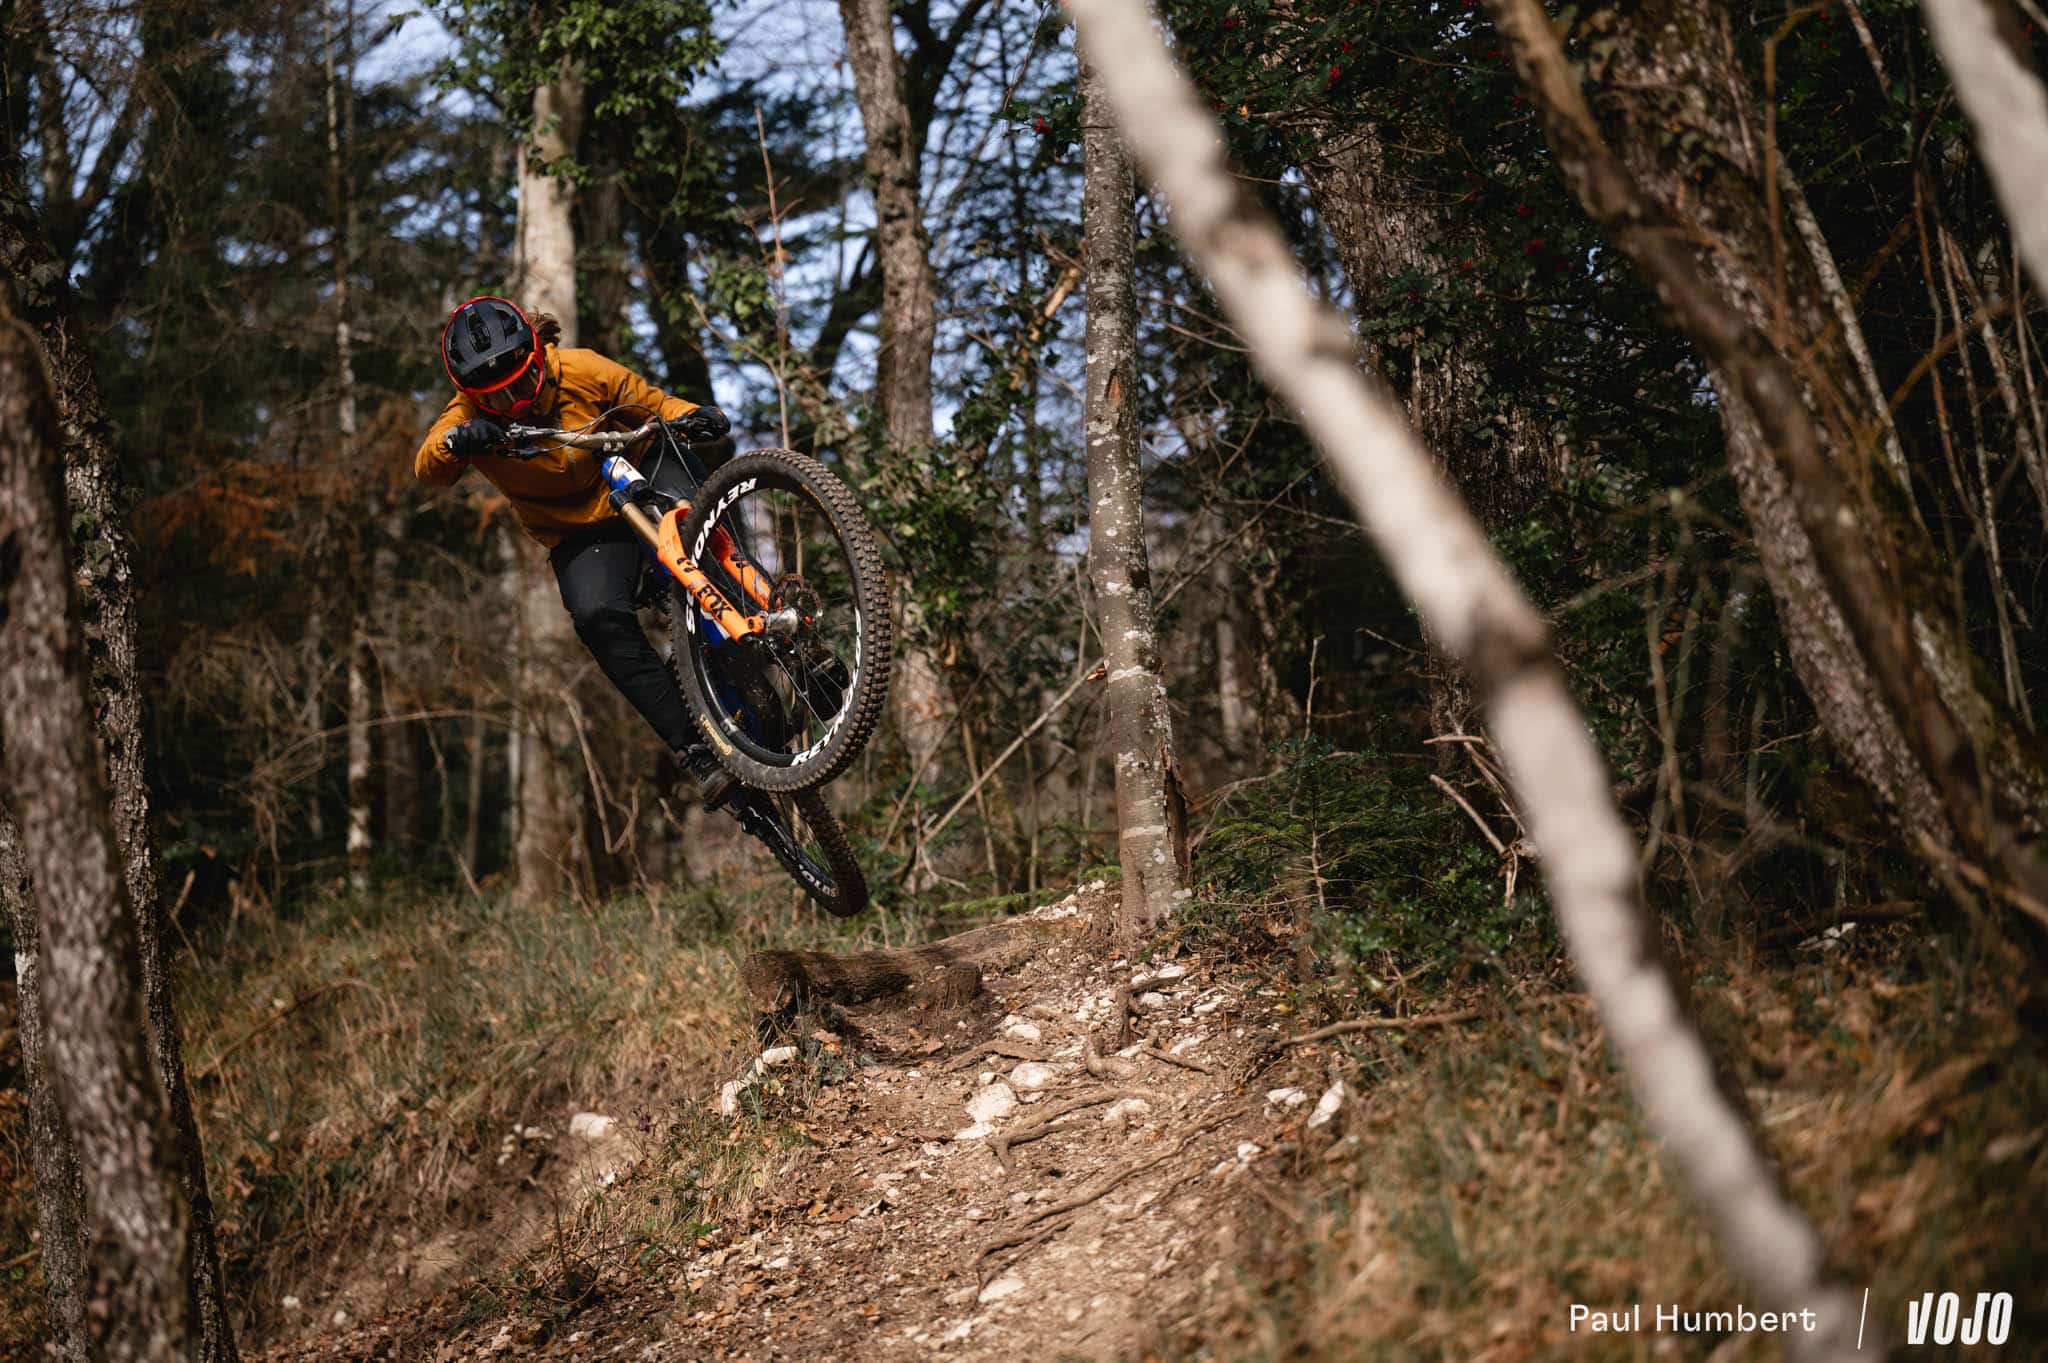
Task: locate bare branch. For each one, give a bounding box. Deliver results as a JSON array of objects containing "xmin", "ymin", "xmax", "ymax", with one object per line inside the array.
[{"xmin": 1922, "ymin": 0, "xmax": 2048, "ymax": 295}]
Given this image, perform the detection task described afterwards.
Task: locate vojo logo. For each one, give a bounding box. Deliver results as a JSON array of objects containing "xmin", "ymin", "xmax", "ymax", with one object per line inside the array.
[{"xmin": 1904, "ymin": 1293, "xmax": 2013, "ymax": 1348}]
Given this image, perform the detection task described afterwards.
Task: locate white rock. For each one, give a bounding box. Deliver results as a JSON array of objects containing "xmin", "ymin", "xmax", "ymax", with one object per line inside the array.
[
  {"xmin": 717, "ymin": 1079, "xmax": 747, "ymax": 1116},
  {"xmin": 1169, "ymin": 1034, "xmax": 1206, "ymax": 1056},
  {"xmin": 1151, "ymin": 963, "xmax": 1189, "ymax": 982},
  {"xmin": 1307, "ymin": 1080, "xmax": 1349, "ymax": 1130},
  {"xmin": 942, "ymin": 1319, "xmax": 975, "ymax": 1343},
  {"xmin": 282, "ymin": 1296, "xmax": 301, "ymax": 1312},
  {"xmin": 1265, "ymin": 1087, "xmax": 1309, "ymax": 1110},
  {"xmin": 1139, "ymin": 991, "xmax": 1169, "ymax": 1009},
  {"xmin": 1103, "ymin": 1097, "xmax": 1151, "ymax": 1128},
  {"xmin": 332, "ymin": 1309, "xmax": 350, "ymax": 1327},
  {"xmin": 760, "ymin": 1045, "xmax": 799, "ymax": 1067},
  {"xmin": 568, "ymin": 1112, "xmax": 616, "ymax": 1141},
  {"xmin": 965, "ymin": 1081, "xmax": 1019, "ymax": 1125},
  {"xmin": 978, "ymin": 1273, "xmax": 1026, "ymax": 1304},
  {"xmin": 1009, "ymin": 1062, "xmax": 1057, "ymax": 1091},
  {"xmin": 978, "ymin": 1071, "xmax": 995, "ymax": 1086},
  {"xmin": 1236, "ymin": 1141, "xmax": 1261, "ymax": 1162},
  {"xmin": 1001, "ymin": 1020, "xmax": 1043, "ymax": 1044}
]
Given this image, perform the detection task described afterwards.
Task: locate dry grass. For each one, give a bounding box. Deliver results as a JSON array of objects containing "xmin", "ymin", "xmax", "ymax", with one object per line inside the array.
[
  {"xmin": 160, "ymin": 862, "xmax": 943, "ymax": 1344},
  {"xmin": 1202, "ymin": 931, "xmax": 2048, "ymax": 1361}
]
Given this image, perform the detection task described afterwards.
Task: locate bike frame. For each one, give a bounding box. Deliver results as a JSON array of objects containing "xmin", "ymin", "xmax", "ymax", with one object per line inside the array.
[{"xmin": 503, "ymin": 420, "xmax": 795, "ymax": 641}]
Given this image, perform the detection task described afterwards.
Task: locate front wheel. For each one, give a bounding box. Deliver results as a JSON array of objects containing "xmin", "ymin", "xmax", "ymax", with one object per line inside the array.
[{"xmin": 671, "ymin": 449, "xmax": 893, "ymax": 793}]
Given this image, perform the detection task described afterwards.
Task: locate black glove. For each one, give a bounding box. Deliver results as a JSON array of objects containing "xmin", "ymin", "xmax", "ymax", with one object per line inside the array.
[
  {"xmin": 669, "ymin": 406, "xmax": 731, "ymax": 444},
  {"xmin": 445, "ymin": 417, "xmax": 506, "ymax": 457}
]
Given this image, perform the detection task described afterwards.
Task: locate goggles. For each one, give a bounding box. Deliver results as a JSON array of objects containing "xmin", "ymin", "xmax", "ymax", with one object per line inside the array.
[{"xmin": 465, "ymin": 349, "xmax": 548, "ymax": 417}]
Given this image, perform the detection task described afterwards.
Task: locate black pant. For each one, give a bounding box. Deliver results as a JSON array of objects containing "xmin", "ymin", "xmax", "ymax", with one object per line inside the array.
[{"xmin": 548, "ymin": 446, "xmax": 704, "ymax": 753}]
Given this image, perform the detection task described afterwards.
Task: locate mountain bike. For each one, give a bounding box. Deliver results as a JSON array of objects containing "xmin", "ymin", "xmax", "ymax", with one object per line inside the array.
[{"xmin": 502, "ymin": 415, "xmax": 892, "ymax": 917}]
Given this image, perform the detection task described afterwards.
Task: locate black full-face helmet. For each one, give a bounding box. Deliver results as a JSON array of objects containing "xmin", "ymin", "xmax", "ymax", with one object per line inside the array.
[{"xmin": 441, "ymin": 295, "xmax": 547, "ymax": 418}]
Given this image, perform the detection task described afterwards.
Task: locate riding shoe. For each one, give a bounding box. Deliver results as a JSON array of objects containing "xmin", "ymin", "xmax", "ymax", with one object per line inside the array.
[{"xmin": 679, "ymin": 742, "xmax": 739, "ymax": 811}]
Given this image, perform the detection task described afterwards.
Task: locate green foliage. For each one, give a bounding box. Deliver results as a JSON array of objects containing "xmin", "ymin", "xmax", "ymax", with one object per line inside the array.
[
  {"xmin": 1195, "ymin": 743, "xmax": 1553, "ymax": 991},
  {"xmin": 432, "ymin": 0, "xmax": 719, "ymax": 135}
]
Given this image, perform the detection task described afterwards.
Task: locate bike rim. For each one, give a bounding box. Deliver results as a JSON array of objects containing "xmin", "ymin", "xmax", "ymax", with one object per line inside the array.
[{"xmin": 685, "ymin": 471, "xmax": 864, "ymax": 770}]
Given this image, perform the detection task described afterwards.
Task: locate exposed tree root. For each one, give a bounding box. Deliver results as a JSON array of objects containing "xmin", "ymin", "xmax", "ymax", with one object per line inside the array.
[
  {"xmin": 1141, "ymin": 1045, "xmax": 1213, "ymax": 1075},
  {"xmin": 1280, "ymin": 1008, "xmax": 1485, "ymax": 1047},
  {"xmin": 1083, "ymin": 1030, "xmax": 1140, "ymax": 1081},
  {"xmin": 991, "ymin": 1092, "xmax": 1121, "ymax": 1172},
  {"xmin": 978, "ymin": 1107, "xmax": 1238, "ymax": 1258},
  {"xmin": 943, "ymin": 1038, "xmax": 1049, "ymax": 1074}
]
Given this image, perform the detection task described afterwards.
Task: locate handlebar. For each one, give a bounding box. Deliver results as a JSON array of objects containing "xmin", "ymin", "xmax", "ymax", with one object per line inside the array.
[{"xmin": 498, "ymin": 419, "xmax": 662, "ymax": 459}]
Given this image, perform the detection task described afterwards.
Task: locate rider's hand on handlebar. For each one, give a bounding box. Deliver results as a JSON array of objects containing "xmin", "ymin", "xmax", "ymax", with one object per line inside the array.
[
  {"xmin": 667, "ymin": 406, "xmax": 730, "ymax": 444},
  {"xmin": 445, "ymin": 417, "xmax": 507, "ymax": 457}
]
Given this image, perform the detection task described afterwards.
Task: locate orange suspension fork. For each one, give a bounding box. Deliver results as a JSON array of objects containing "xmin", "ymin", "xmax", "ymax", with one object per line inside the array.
[{"xmin": 649, "ymin": 506, "xmax": 767, "ymax": 638}]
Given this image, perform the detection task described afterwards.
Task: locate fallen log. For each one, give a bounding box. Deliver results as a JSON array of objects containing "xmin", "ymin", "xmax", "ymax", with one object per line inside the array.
[{"xmin": 741, "ymin": 913, "xmax": 1086, "ymax": 1018}]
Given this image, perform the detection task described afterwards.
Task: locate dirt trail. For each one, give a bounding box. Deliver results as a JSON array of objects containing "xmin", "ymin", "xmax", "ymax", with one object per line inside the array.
[{"xmin": 265, "ymin": 884, "xmax": 1326, "ymax": 1361}]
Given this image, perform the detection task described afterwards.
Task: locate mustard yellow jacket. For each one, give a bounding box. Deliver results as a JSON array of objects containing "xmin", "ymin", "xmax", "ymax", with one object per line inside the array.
[{"xmin": 414, "ymin": 345, "xmax": 701, "ymax": 547}]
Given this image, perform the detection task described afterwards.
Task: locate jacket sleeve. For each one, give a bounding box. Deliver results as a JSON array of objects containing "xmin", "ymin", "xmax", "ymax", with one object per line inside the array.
[
  {"xmin": 415, "ymin": 396, "xmax": 471, "ymax": 486},
  {"xmin": 588, "ymin": 351, "xmax": 700, "ymax": 424}
]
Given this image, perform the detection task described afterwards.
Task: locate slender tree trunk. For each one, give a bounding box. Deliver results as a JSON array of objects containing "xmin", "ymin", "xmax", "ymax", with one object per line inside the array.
[
  {"xmin": 510, "ymin": 64, "xmax": 589, "ymax": 904},
  {"xmin": 300, "ymin": 603, "xmax": 327, "ymax": 840},
  {"xmin": 837, "ymin": 0, "xmax": 951, "ymax": 782},
  {"xmin": 1, "ymin": 145, "xmax": 239, "ymax": 1363},
  {"xmin": 326, "ymin": 1, "xmax": 374, "ymax": 892},
  {"xmin": 462, "ymin": 706, "xmax": 488, "ymax": 882},
  {"xmin": 0, "ymin": 808, "xmax": 89, "ymax": 1363},
  {"xmin": 1061, "ymin": 2, "xmax": 1866, "ymax": 1354},
  {"xmin": 1080, "ymin": 49, "xmax": 1190, "ymax": 943},
  {"xmin": 1210, "ymin": 548, "xmax": 1251, "ymax": 755},
  {"xmin": 345, "ymin": 633, "xmax": 373, "ymax": 883},
  {"xmin": 376, "ymin": 515, "xmax": 416, "ymax": 854},
  {"xmin": 1, "ymin": 283, "xmax": 190, "ymax": 1363},
  {"xmin": 1494, "ymin": 0, "xmax": 2048, "ymax": 929}
]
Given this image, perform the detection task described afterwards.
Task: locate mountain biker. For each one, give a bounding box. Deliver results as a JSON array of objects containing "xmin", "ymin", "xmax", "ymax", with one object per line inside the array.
[{"xmin": 415, "ymin": 294, "xmax": 738, "ymax": 810}]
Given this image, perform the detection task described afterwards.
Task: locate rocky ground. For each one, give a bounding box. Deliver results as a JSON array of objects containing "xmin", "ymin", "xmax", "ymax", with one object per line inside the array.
[{"xmin": 257, "ymin": 883, "xmax": 1344, "ymax": 1362}]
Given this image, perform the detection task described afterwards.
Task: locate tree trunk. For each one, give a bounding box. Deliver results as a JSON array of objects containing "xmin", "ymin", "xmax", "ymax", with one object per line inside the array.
[
  {"xmin": 1303, "ymin": 129, "xmax": 1549, "ymax": 528},
  {"xmin": 1, "ymin": 283, "xmax": 190, "ymax": 1363},
  {"xmin": 326, "ymin": 0, "xmax": 376, "ymax": 893},
  {"xmin": 579, "ymin": 134, "xmax": 630, "ymax": 358},
  {"xmin": 1061, "ymin": 1, "xmax": 1866, "ymax": 1353},
  {"xmin": 346, "ymin": 626, "xmax": 373, "ymax": 885},
  {"xmin": 837, "ymin": 0, "xmax": 951, "ymax": 783},
  {"xmin": 1303, "ymin": 125, "xmax": 1553, "ymax": 739},
  {"xmin": 0, "ymin": 808, "xmax": 89, "ymax": 1363},
  {"xmin": 1080, "ymin": 49, "xmax": 1190, "ymax": 944},
  {"xmin": 510, "ymin": 65, "xmax": 589, "ymax": 905},
  {"xmin": 300, "ymin": 604, "xmax": 327, "ymax": 840},
  {"xmin": 1, "ymin": 145, "xmax": 239, "ymax": 1363},
  {"xmin": 1504, "ymin": 0, "xmax": 2048, "ymax": 925}
]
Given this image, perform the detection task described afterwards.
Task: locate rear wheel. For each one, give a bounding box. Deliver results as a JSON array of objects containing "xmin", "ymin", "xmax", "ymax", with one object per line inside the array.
[
  {"xmin": 729, "ymin": 789, "xmax": 868, "ymax": 918},
  {"xmin": 671, "ymin": 449, "xmax": 892, "ymax": 793}
]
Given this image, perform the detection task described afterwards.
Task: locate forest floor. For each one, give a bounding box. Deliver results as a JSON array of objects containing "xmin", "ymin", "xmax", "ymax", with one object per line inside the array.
[
  {"xmin": 242, "ymin": 881, "xmax": 1323, "ymax": 1361},
  {"xmin": 6, "ymin": 859, "xmax": 2045, "ymax": 1361}
]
